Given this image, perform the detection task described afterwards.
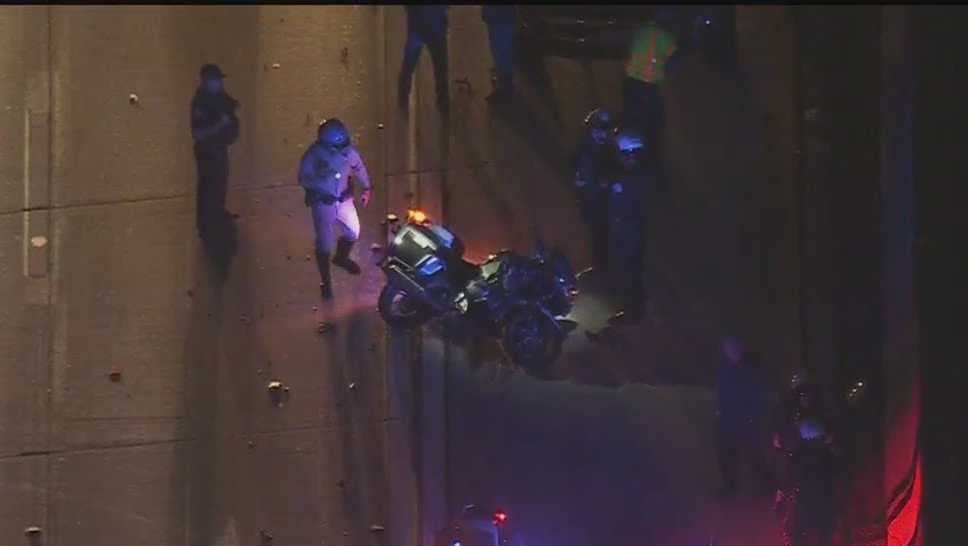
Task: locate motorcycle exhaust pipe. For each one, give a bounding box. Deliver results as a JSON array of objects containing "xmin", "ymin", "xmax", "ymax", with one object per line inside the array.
[{"xmin": 386, "ymin": 264, "xmax": 449, "ymax": 314}]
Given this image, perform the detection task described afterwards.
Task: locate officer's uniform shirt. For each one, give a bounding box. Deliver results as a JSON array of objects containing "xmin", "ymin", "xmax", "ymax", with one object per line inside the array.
[
  {"xmin": 298, "ymin": 141, "xmax": 371, "ymax": 201},
  {"xmin": 609, "ymin": 162, "xmax": 652, "ymax": 224},
  {"xmin": 573, "ymin": 134, "xmax": 615, "ymax": 188},
  {"xmin": 190, "ymin": 88, "xmax": 240, "ymax": 151}
]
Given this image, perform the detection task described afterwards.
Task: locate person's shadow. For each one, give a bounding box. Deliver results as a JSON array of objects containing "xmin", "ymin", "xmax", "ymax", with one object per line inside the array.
[{"xmin": 199, "ymin": 217, "xmax": 239, "ymax": 283}]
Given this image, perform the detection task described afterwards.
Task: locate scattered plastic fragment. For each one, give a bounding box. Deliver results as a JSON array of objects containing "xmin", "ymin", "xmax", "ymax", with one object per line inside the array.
[
  {"xmin": 29, "ymin": 236, "xmax": 48, "ymax": 248},
  {"xmin": 24, "ymin": 526, "xmax": 42, "ymax": 536},
  {"xmin": 128, "ymin": 93, "xmax": 139, "ymax": 104},
  {"xmin": 271, "ymin": 62, "xmax": 281, "ymax": 69},
  {"xmin": 377, "ymin": 122, "xmax": 384, "ymax": 129},
  {"xmin": 348, "ymin": 382, "xmax": 357, "ymax": 391},
  {"xmin": 247, "ymin": 440, "xmax": 255, "ymax": 449},
  {"xmin": 268, "ymin": 381, "xmax": 290, "ymax": 407},
  {"xmin": 108, "ymin": 370, "xmax": 122, "ymax": 382},
  {"xmin": 370, "ymin": 524, "xmax": 385, "ymax": 533}
]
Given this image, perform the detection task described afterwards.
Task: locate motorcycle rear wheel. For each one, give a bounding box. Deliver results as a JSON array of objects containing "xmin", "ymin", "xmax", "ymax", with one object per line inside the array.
[
  {"xmin": 378, "ymin": 284, "xmax": 432, "ymax": 330},
  {"xmin": 501, "ymin": 305, "xmax": 563, "ymax": 373}
]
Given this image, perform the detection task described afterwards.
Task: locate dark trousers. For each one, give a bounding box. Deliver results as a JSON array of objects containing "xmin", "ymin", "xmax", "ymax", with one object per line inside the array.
[
  {"xmin": 716, "ymin": 423, "xmax": 776, "ymax": 493},
  {"xmin": 578, "ymin": 185, "xmax": 610, "ymax": 271},
  {"xmin": 486, "ymin": 20, "xmax": 516, "ymax": 93},
  {"xmin": 194, "ymin": 146, "xmax": 229, "ymax": 235},
  {"xmin": 609, "ymin": 220, "xmax": 646, "ymax": 314},
  {"xmin": 398, "ymin": 26, "xmax": 449, "ymax": 100},
  {"xmin": 786, "ymin": 490, "xmax": 836, "ymax": 546},
  {"xmin": 622, "ymin": 77, "xmax": 665, "ymax": 160}
]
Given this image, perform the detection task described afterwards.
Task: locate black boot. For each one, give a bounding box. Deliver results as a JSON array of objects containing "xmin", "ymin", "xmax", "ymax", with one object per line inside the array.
[
  {"xmin": 315, "ymin": 249, "xmax": 334, "ymax": 301},
  {"xmin": 332, "ymin": 237, "xmax": 362, "ymax": 276}
]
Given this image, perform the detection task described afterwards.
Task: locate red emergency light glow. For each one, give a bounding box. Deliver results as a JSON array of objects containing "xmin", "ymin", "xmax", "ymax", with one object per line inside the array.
[{"xmin": 493, "ymin": 509, "xmax": 507, "ymax": 526}]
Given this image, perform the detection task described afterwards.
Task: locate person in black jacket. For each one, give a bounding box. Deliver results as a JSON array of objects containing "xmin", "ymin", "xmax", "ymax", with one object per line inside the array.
[
  {"xmin": 606, "ymin": 128, "xmax": 653, "ymax": 326},
  {"xmin": 190, "ymin": 63, "xmax": 240, "ymax": 238},
  {"xmin": 573, "ymin": 108, "xmax": 617, "ymax": 277},
  {"xmin": 714, "ymin": 336, "xmax": 776, "ymax": 497},
  {"xmin": 398, "ymin": 6, "xmax": 450, "ymax": 109},
  {"xmin": 482, "ymin": 5, "xmax": 518, "ymax": 102}
]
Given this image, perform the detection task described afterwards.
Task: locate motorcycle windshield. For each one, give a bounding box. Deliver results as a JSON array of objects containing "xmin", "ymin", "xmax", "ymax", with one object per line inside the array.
[{"xmin": 389, "ymin": 225, "xmax": 441, "ymax": 269}]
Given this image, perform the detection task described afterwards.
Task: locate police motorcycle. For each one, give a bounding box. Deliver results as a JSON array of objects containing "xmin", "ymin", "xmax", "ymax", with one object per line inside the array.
[
  {"xmin": 435, "ymin": 504, "xmax": 523, "ymax": 546},
  {"xmin": 377, "ymin": 209, "xmax": 579, "ymax": 371}
]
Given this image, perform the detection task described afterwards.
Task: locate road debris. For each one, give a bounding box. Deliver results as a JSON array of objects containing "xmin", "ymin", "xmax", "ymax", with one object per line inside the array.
[
  {"xmin": 108, "ymin": 369, "xmax": 122, "ymax": 382},
  {"xmin": 29, "ymin": 236, "xmax": 48, "ymax": 248},
  {"xmin": 369, "ymin": 524, "xmax": 385, "ymax": 533},
  {"xmin": 317, "ymin": 321, "xmax": 337, "ymax": 334},
  {"xmin": 271, "ymin": 62, "xmax": 282, "ymax": 69},
  {"xmin": 128, "ymin": 93, "xmax": 139, "ymax": 104},
  {"xmin": 24, "ymin": 526, "xmax": 42, "ymax": 536},
  {"xmin": 186, "ymin": 289, "xmax": 194, "ymax": 298},
  {"xmin": 377, "ymin": 122, "xmax": 385, "ymax": 129},
  {"xmin": 336, "ymin": 479, "xmax": 346, "ymax": 488},
  {"xmin": 268, "ymin": 381, "xmax": 290, "ymax": 407},
  {"xmin": 259, "ymin": 529, "xmax": 274, "ymax": 543},
  {"xmin": 348, "ymin": 382, "xmax": 357, "ymax": 391}
]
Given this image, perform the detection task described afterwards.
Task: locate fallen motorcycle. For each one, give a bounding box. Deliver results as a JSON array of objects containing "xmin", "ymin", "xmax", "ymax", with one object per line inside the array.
[{"xmin": 377, "ymin": 209, "xmax": 579, "ymax": 372}]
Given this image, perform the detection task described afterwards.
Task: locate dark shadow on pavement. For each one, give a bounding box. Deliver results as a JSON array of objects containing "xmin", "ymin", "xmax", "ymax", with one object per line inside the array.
[{"xmin": 199, "ymin": 218, "xmax": 238, "ymax": 283}]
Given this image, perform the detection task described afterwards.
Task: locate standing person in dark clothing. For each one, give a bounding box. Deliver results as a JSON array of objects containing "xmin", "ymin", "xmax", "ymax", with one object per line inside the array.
[
  {"xmin": 482, "ymin": 5, "xmax": 518, "ymax": 102},
  {"xmin": 398, "ymin": 5, "xmax": 450, "ymax": 109},
  {"xmin": 190, "ymin": 63, "xmax": 240, "ymax": 238},
  {"xmin": 774, "ymin": 371, "xmax": 837, "ymax": 546},
  {"xmin": 714, "ymin": 336, "xmax": 776, "ymax": 497},
  {"xmin": 622, "ymin": 7, "xmax": 680, "ymax": 162},
  {"xmin": 606, "ymin": 128, "xmax": 653, "ymax": 326},
  {"xmin": 573, "ymin": 108, "xmax": 616, "ymax": 277}
]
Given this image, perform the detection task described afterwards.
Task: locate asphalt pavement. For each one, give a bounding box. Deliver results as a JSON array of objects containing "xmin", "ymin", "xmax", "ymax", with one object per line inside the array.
[{"xmin": 1, "ymin": 5, "xmax": 800, "ymax": 546}]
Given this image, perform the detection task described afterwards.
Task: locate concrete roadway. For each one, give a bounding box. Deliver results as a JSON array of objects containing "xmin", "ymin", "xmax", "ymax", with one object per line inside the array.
[{"xmin": 1, "ymin": 5, "xmax": 800, "ymax": 546}]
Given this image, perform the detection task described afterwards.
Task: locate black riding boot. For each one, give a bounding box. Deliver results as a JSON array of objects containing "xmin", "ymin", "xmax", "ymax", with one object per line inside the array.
[
  {"xmin": 315, "ymin": 249, "xmax": 334, "ymax": 301},
  {"xmin": 332, "ymin": 237, "xmax": 362, "ymax": 276}
]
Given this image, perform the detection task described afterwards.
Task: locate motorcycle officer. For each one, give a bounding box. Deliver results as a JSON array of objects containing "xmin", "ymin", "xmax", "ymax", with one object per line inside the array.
[
  {"xmin": 573, "ymin": 108, "xmax": 617, "ymax": 276},
  {"xmin": 298, "ymin": 118, "xmax": 373, "ymax": 301},
  {"xmin": 607, "ymin": 128, "xmax": 653, "ymax": 326},
  {"xmin": 774, "ymin": 371, "xmax": 837, "ymax": 546}
]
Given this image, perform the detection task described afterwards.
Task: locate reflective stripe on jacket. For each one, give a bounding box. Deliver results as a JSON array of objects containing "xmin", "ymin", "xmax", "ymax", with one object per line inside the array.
[{"xmin": 625, "ymin": 22, "xmax": 677, "ymax": 85}]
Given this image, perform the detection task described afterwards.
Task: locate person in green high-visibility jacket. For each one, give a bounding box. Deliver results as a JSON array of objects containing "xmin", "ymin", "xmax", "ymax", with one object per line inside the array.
[{"xmin": 622, "ymin": 7, "xmax": 681, "ymax": 160}]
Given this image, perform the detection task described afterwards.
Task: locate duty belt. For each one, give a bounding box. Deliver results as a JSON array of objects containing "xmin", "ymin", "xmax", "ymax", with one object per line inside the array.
[{"xmin": 307, "ymin": 188, "xmax": 354, "ymax": 205}]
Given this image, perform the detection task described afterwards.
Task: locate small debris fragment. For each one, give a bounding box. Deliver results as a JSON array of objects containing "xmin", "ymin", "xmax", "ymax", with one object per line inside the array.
[
  {"xmin": 336, "ymin": 479, "xmax": 346, "ymax": 488},
  {"xmin": 186, "ymin": 289, "xmax": 194, "ymax": 298},
  {"xmin": 259, "ymin": 529, "xmax": 274, "ymax": 543},
  {"xmin": 377, "ymin": 122, "xmax": 384, "ymax": 130},
  {"xmin": 24, "ymin": 526, "xmax": 42, "ymax": 536},
  {"xmin": 128, "ymin": 93, "xmax": 139, "ymax": 104},
  {"xmin": 312, "ymin": 306, "xmax": 318, "ymax": 312},
  {"xmin": 305, "ymin": 254, "xmax": 311, "ymax": 261},
  {"xmin": 370, "ymin": 243, "xmax": 383, "ymax": 252},
  {"xmin": 340, "ymin": 47, "xmax": 349, "ymax": 63},
  {"xmin": 348, "ymin": 382, "xmax": 357, "ymax": 391},
  {"xmin": 271, "ymin": 62, "xmax": 282, "ymax": 69},
  {"xmin": 108, "ymin": 370, "xmax": 122, "ymax": 382},
  {"xmin": 247, "ymin": 440, "xmax": 255, "ymax": 449},
  {"xmin": 268, "ymin": 381, "xmax": 289, "ymax": 407},
  {"xmin": 240, "ymin": 315, "xmax": 249, "ymax": 324},
  {"xmin": 370, "ymin": 524, "xmax": 385, "ymax": 533},
  {"xmin": 29, "ymin": 236, "xmax": 48, "ymax": 248},
  {"xmin": 317, "ymin": 321, "xmax": 337, "ymax": 334}
]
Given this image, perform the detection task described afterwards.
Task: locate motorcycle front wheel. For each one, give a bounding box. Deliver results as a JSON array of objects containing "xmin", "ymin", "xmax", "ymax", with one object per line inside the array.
[
  {"xmin": 377, "ymin": 284, "xmax": 432, "ymax": 330},
  {"xmin": 501, "ymin": 305, "xmax": 563, "ymax": 373}
]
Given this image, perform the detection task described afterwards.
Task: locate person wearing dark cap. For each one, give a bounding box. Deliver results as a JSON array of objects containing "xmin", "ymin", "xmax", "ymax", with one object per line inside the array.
[
  {"xmin": 190, "ymin": 63, "xmax": 240, "ymax": 238},
  {"xmin": 398, "ymin": 5, "xmax": 450, "ymax": 109}
]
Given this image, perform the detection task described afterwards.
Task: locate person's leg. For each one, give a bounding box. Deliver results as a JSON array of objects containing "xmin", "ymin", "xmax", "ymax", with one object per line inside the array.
[
  {"xmin": 332, "ymin": 198, "xmax": 362, "ymax": 275},
  {"xmin": 716, "ymin": 426, "xmax": 739, "ymax": 494},
  {"xmin": 398, "ymin": 31, "xmax": 424, "ymax": 107},
  {"xmin": 425, "ymin": 31, "xmax": 450, "ymax": 104},
  {"xmin": 212, "ymin": 149, "xmax": 230, "ymax": 218},
  {"xmin": 312, "ymin": 203, "xmax": 338, "ymax": 299},
  {"xmin": 194, "ymin": 148, "xmax": 211, "ymax": 235},
  {"xmin": 490, "ymin": 21, "xmax": 516, "ymax": 93}
]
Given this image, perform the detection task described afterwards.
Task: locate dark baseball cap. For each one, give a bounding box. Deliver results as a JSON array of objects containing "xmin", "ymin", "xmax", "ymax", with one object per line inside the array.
[{"xmin": 200, "ymin": 63, "xmax": 226, "ymax": 79}]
